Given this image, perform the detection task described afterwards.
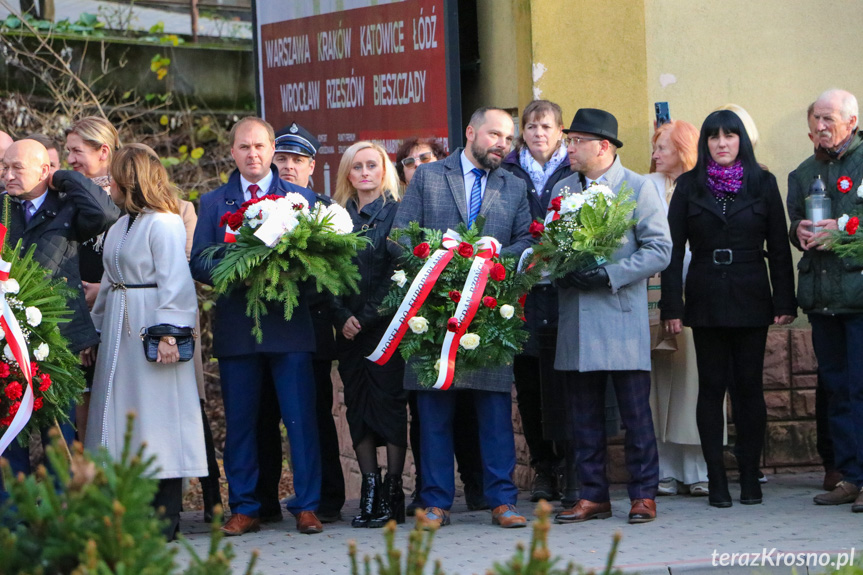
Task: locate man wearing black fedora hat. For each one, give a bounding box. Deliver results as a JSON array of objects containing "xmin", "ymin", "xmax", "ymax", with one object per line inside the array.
[
  {"xmin": 551, "ymin": 108, "xmax": 671, "ymax": 525},
  {"xmin": 255, "ymin": 121, "xmax": 347, "ymax": 525}
]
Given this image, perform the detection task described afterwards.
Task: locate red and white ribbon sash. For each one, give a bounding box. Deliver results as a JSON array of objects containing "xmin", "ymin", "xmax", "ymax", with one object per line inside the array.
[
  {"xmin": 433, "ymin": 255, "xmax": 493, "ymax": 390},
  {"xmin": 0, "ymin": 299, "xmax": 34, "ymax": 457},
  {"xmin": 367, "ymin": 248, "xmax": 454, "ymax": 365}
]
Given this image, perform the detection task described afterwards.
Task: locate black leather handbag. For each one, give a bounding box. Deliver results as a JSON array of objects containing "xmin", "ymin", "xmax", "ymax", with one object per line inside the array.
[{"xmin": 140, "ymin": 324, "xmax": 196, "ymax": 362}]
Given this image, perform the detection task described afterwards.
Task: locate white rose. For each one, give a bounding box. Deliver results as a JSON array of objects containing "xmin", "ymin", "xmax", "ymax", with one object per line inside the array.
[
  {"xmin": 460, "ymin": 333, "xmax": 481, "ymax": 350},
  {"xmin": 34, "ymin": 342, "xmax": 49, "ymax": 361},
  {"xmin": 0, "ymin": 278, "xmax": 20, "ymax": 294},
  {"xmin": 858, "ymin": 183, "xmax": 863, "ymax": 199},
  {"xmin": 408, "ymin": 316, "xmax": 429, "ymax": 334},
  {"xmin": 25, "ymin": 306, "xmax": 42, "ymax": 327},
  {"xmin": 499, "ymin": 304, "xmax": 515, "ymax": 320},
  {"xmin": 838, "ymin": 214, "xmax": 851, "ymax": 231},
  {"xmin": 391, "ymin": 270, "xmax": 408, "ymax": 288},
  {"xmin": 434, "ymin": 359, "xmax": 441, "ymax": 371},
  {"xmin": 3, "ymin": 344, "xmax": 14, "ymax": 362},
  {"xmin": 0, "ymin": 326, "xmax": 5, "ymax": 340}
]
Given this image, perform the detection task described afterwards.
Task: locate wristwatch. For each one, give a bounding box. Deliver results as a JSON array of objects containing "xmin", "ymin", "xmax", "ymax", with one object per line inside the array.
[{"xmin": 160, "ymin": 336, "xmax": 177, "ymax": 346}]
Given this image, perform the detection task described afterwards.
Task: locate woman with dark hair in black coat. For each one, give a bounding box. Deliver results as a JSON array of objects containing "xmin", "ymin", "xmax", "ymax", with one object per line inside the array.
[
  {"xmin": 500, "ymin": 99, "xmax": 572, "ymax": 502},
  {"xmin": 660, "ymin": 110, "xmax": 797, "ymax": 508}
]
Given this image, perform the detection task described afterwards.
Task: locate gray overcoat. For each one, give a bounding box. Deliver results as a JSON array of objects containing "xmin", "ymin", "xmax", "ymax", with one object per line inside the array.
[
  {"xmin": 392, "ymin": 150, "xmax": 532, "ymax": 392},
  {"xmin": 554, "ymin": 156, "xmax": 672, "ymax": 372}
]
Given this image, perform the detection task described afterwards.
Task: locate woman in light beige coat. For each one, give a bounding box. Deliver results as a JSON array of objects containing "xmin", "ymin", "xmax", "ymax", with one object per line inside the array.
[{"xmin": 86, "ymin": 144, "xmax": 206, "ymax": 540}]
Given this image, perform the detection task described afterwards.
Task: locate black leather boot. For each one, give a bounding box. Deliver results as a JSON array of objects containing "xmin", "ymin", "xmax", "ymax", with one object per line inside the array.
[
  {"xmin": 370, "ymin": 474, "xmax": 405, "ymax": 527},
  {"xmin": 707, "ymin": 464, "xmax": 732, "ymax": 508},
  {"xmin": 352, "ymin": 472, "xmax": 380, "ymax": 528},
  {"xmin": 739, "ymin": 467, "xmax": 763, "ymax": 505}
]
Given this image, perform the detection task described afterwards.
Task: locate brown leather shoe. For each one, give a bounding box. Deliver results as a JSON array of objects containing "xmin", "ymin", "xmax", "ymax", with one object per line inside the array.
[
  {"xmin": 851, "ymin": 487, "xmax": 863, "ymax": 513},
  {"xmin": 295, "ymin": 511, "xmax": 323, "ymax": 534},
  {"xmin": 491, "ymin": 504, "xmax": 527, "ymax": 528},
  {"xmin": 416, "ymin": 507, "xmax": 451, "ymax": 530},
  {"xmin": 220, "ymin": 513, "xmax": 261, "ymax": 536},
  {"xmin": 814, "ymin": 480, "xmax": 859, "ymax": 505},
  {"xmin": 554, "ymin": 499, "xmax": 612, "ymax": 524},
  {"xmin": 628, "ymin": 498, "xmax": 657, "ymax": 524},
  {"xmin": 823, "ymin": 469, "xmax": 843, "ymax": 492}
]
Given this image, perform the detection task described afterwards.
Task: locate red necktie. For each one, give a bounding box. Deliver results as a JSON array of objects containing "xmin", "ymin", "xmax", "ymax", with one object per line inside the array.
[{"xmin": 248, "ymin": 184, "xmax": 260, "ymax": 199}]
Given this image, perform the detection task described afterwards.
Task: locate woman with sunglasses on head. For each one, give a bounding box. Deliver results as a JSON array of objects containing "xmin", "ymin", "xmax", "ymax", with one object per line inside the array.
[
  {"xmin": 332, "ymin": 141, "xmax": 406, "ymax": 528},
  {"xmin": 500, "ymin": 100, "xmax": 572, "ymax": 503},
  {"xmin": 660, "ymin": 110, "xmax": 796, "ymax": 508},
  {"xmin": 395, "ymin": 137, "xmax": 447, "ymax": 188},
  {"xmin": 64, "ymin": 116, "xmax": 121, "ymax": 443}
]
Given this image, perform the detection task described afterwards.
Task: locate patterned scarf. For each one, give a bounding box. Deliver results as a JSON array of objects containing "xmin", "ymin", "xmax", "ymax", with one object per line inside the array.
[
  {"xmin": 705, "ymin": 158, "xmax": 743, "ymax": 199},
  {"xmin": 519, "ymin": 144, "xmax": 568, "ymax": 195}
]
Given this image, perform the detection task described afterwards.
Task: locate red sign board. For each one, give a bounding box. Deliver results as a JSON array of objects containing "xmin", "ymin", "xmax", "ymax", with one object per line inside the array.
[{"xmin": 255, "ymin": 0, "xmax": 451, "ymax": 197}]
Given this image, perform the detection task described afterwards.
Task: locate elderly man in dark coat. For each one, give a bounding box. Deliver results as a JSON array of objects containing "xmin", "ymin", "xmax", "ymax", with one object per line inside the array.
[
  {"xmin": 551, "ymin": 109, "xmax": 671, "ymax": 525},
  {"xmin": 392, "ymin": 107, "xmax": 532, "ymax": 529},
  {"xmin": 0, "ymin": 138, "xmax": 119, "ymax": 501}
]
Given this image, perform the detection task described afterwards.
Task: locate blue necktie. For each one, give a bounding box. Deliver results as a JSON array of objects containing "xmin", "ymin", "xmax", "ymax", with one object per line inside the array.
[
  {"xmin": 468, "ymin": 168, "xmax": 485, "ymax": 227},
  {"xmin": 22, "ymin": 200, "xmax": 34, "ymax": 223}
]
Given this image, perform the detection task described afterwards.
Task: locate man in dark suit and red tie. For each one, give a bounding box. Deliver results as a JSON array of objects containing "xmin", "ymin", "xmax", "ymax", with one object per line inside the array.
[
  {"xmin": 392, "ymin": 107, "xmax": 533, "ymax": 529},
  {"xmin": 190, "ymin": 117, "xmax": 323, "ymax": 536}
]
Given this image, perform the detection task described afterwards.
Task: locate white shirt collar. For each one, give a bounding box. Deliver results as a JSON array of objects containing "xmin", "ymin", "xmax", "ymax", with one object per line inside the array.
[
  {"xmin": 461, "ymin": 150, "xmax": 486, "ymax": 178},
  {"xmin": 240, "ymin": 170, "xmax": 274, "ymax": 200}
]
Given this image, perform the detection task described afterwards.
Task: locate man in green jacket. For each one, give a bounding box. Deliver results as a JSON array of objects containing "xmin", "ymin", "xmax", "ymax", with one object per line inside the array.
[{"xmin": 787, "ymin": 88, "xmax": 863, "ymax": 512}]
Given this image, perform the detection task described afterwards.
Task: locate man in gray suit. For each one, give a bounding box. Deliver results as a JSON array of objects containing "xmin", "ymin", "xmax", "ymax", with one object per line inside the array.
[
  {"xmin": 551, "ymin": 108, "xmax": 671, "ymax": 525},
  {"xmin": 393, "ymin": 107, "xmax": 532, "ymax": 528}
]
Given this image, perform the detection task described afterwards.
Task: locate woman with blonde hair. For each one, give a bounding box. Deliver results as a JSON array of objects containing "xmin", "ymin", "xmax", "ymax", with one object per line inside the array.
[
  {"xmin": 86, "ymin": 143, "xmax": 207, "ymax": 539},
  {"xmin": 647, "ymin": 120, "xmax": 709, "ymax": 498},
  {"xmin": 331, "ymin": 141, "xmax": 406, "ymax": 528},
  {"xmin": 65, "ymin": 116, "xmax": 121, "ymax": 442}
]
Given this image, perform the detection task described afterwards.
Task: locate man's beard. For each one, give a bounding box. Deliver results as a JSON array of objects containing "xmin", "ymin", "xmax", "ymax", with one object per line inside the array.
[{"xmin": 471, "ymin": 141, "xmax": 504, "ymax": 171}]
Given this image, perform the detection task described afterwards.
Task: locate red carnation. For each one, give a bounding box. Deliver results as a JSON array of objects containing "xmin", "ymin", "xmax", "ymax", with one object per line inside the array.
[
  {"xmin": 30, "ymin": 361, "xmax": 39, "ymax": 375},
  {"xmin": 457, "ymin": 242, "xmax": 474, "ymax": 258},
  {"xmin": 219, "ymin": 211, "xmax": 232, "ymax": 227},
  {"xmin": 0, "ymin": 416, "xmax": 12, "ymax": 427},
  {"xmin": 447, "ymin": 318, "xmax": 459, "ymax": 332},
  {"xmin": 847, "ymin": 216, "xmax": 860, "ymax": 235},
  {"xmin": 227, "ymin": 211, "xmax": 245, "ymax": 231},
  {"xmin": 490, "ymin": 263, "xmax": 507, "ymax": 282},
  {"xmin": 449, "ymin": 290, "xmax": 461, "ymax": 303},
  {"xmin": 550, "ymin": 197, "xmax": 562, "ymax": 212},
  {"xmin": 4, "ymin": 381, "xmax": 22, "ymax": 401},
  {"xmin": 33, "ymin": 397, "xmax": 43, "ymax": 411},
  {"xmin": 0, "ymin": 363, "xmax": 10, "ymax": 378},
  {"xmin": 38, "ymin": 373, "xmax": 51, "ymax": 392},
  {"xmin": 413, "ymin": 243, "xmax": 431, "ymax": 258},
  {"xmin": 529, "ymin": 220, "xmax": 545, "ymax": 238},
  {"xmin": 8, "ymin": 401, "xmax": 20, "ymax": 417},
  {"xmin": 482, "ymin": 296, "xmax": 497, "ymax": 309}
]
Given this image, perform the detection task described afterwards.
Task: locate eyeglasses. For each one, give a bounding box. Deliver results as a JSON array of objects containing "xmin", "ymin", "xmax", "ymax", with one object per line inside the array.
[
  {"xmin": 401, "ymin": 152, "xmax": 434, "ymax": 168},
  {"xmin": 566, "ymin": 136, "xmax": 603, "ymax": 147}
]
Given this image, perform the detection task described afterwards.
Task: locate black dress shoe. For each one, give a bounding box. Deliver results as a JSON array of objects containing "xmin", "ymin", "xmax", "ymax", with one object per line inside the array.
[{"xmin": 316, "ymin": 509, "xmax": 342, "ymax": 523}]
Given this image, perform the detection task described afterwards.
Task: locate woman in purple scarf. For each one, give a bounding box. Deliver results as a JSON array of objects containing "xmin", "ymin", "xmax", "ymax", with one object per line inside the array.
[{"xmin": 659, "ymin": 110, "xmax": 797, "ymax": 509}]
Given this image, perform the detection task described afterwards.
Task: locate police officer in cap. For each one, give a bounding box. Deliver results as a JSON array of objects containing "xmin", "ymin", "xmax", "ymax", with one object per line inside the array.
[{"xmin": 255, "ymin": 122, "xmax": 346, "ymax": 523}]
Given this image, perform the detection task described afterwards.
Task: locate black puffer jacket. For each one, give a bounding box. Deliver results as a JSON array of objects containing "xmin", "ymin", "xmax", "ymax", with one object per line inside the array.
[
  {"xmin": 3, "ymin": 170, "xmax": 120, "ymax": 352},
  {"xmin": 500, "ymin": 149, "xmax": 572, "ymax": 356}
]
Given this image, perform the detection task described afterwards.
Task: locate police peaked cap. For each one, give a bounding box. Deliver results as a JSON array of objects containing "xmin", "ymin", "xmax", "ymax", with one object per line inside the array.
[{"xmin": 274, "ymin": 122, "xmax": 319, "ymax": 157}]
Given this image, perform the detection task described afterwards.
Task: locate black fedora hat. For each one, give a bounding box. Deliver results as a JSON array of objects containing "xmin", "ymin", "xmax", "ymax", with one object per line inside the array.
[{"xmin": 563, "ymin": 108, "xmax": 623, "ymax": 148}]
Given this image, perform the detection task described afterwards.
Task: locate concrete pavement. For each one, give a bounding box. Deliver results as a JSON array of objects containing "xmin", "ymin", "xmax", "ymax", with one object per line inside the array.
[{"xmin": 175, "ymin": 472, "xmax": 861, "ymax": 575}]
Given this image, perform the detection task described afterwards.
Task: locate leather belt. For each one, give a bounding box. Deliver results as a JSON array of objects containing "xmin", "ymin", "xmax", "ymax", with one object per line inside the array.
[
  {"xmin": 111, "ymin": 282, "xmax": 157, "ymax": 290},
  {"xmin": 692, "ymin": 249, "xmax": 765, "ymax": 265}
]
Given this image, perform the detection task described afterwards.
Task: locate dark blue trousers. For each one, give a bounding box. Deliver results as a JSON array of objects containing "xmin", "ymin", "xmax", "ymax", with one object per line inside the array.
[
  {"xmin": 809, "ymin": 313, "xmax": 863, "ymax": 487},
  {"xmin": 0, "ymin": 408, "xmax": 76, "ymax": 506},
  {"xmin": 563, "ymin": 370, "xmax": 658, "ymax": 502},
  {"xmin": 219, "ymin": 352, "xmax": 321, "ymax": 517},
  {"xmin": 416, "ymin": 389, "xmax": 518, "ymax": 510}
]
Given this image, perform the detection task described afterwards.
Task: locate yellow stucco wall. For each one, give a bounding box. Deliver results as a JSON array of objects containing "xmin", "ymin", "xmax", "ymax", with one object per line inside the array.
[
  {"xmin": 643, "ymin": 0, "xmax": 863, "ymax": 196},
  {"xmin": 528, "ymin": 0, "xmax": 650, "ymax": 171}
]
